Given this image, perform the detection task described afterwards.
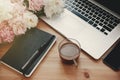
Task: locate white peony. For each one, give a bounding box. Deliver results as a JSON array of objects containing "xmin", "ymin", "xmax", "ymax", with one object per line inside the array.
[
  {"xmin": 0, "ymin": 0, "xmax": 14, "ymax": 23},
  {"xmin": 23, "ymin": 11, "xmax": 38, "ymax": 29},
  {"xmin": 43, "ymin": 0, "xmax": 64, "ymax": 18},
  {"xmin": 8, "ymin": 16, "xmax": 27, "ymax": 35}
]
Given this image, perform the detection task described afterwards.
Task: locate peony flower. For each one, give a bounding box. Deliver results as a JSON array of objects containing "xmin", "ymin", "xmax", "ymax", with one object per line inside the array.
[
  {"xmin": 24, "ymin": 0, "xmax": 64, "ymax": 18},
  {"xmin": 0, "ymin": 21, "xmax": 15, "ymax": 43},
  {"xmin": 43, "ymin": 0, "xmax": 64, "ymax": 18},
  {"xmin": 28, "ymin": 0, "xmax": 44, "ymax": 11},
  {"xmin": 10, "ymin": 0, "xmax": 26, "ymax": 17},
  {"xmin": 8, "ymin": 16, "xmax": 27, "ymax": 35},
  {"xmin": 23, "ymin": 11, "xmax": 38, "ymax": 29},
  {"xmin": 0, "ymin": 0, "xmax": 14, "ymax": 23}
]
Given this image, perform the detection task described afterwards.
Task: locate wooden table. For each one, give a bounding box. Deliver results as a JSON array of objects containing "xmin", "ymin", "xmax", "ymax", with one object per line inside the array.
[{"xmin": 0, "ymin": 20, "xmax": 120, "ymax": 80}]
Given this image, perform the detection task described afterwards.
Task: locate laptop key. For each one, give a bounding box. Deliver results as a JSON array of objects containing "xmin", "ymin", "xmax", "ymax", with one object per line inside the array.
[
  {"xmin": 88, "ymin": 20, "xmax": 94, "ymax": 25},
  {"xmin": 88, "ymin": 16, "xmax": 92, "ymax": 19},
  {"xmin": 104, "ymin": 32, "xmax": 108, "ymax": 35},
  {"xmin": 103, "ymin": 25, "xmax": 112, "ymax": 32},
  {"xmin": 113, "ymin": 22, "xmax": 118, "ymax": 26},
  {"xmin": 93, "ymin": 24, "xmax": 97, "ymax": 27},
  {"xmin": 100, "ymin": 28, "xmax": 105, "ymax": 32},
  {"xmin": 71, "ymin": 10, "xmax": 89, "ymax": 22},
  {"xmin": 92, "ymin": 18, "xmax": 96, "ymax": 21},
  {"xmin": 107, "ymin": 24, "xmax": 115, "ymax": 29}
]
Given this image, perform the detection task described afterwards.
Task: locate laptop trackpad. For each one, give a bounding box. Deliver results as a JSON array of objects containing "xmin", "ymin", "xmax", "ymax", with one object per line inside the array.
[{"xmin": 41, "ymin": 10, "xmax": 86, "ymax": 37}]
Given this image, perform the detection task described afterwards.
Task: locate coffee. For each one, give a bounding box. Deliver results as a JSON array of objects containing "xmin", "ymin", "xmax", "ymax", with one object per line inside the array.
[{"xmin": 59, "ymin": 42, "xmax": 80, "ymax": 64}]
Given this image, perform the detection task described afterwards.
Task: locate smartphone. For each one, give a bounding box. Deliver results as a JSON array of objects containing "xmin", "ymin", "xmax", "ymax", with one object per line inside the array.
[{"xmin": 103, "ymin": 41, "xmax": 120, "ymax": 71}]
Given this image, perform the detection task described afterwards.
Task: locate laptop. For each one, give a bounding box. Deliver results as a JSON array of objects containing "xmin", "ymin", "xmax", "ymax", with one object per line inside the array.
[{"xmin": 41, "ymin": 0, "xmax": 120, "ymax": 59}]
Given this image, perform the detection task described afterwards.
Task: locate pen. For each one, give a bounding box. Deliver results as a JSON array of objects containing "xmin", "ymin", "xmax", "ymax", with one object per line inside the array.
[
  {"xmin": 21, "ymin": 50, "xmax": 39, "ymax": 70},
  {"xmin": 21, "ymin": 36, "xmax": 53, "ymax": 73}
]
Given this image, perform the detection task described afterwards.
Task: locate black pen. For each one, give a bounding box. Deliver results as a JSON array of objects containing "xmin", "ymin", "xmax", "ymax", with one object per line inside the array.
[{"xmin": 21, "ymin": 36, "xmax": 53, "ymax": 73}]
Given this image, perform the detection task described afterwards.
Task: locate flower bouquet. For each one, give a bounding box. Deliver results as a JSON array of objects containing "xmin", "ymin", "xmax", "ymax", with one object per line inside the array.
[
  {"xmin": 0, "ymin": 0, "xmax": 64, "ymax": 44},
  {"xmin": 24, "ymin": 0, "xmax": 64, "ymax": 18}
]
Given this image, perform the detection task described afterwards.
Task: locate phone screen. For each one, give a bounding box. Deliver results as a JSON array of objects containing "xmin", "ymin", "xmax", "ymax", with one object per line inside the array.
[{"xmin": 103, "ymin": 41, "xmax": 120, "ymax": 71}]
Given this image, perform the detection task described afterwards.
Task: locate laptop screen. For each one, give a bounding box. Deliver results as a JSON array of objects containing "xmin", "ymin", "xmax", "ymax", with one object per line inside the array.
[{"xmin": 95, "ymin": 0, "xmax": 120, "ymax": 15}]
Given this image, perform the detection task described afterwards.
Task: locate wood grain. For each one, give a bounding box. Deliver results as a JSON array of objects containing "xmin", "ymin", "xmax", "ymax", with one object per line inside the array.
[{"xmin": 0, "ymin": 19, "xmax": 120, "ymax": 80}]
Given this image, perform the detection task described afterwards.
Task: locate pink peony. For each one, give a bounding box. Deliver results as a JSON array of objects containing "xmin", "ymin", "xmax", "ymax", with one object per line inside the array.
[
  {"xmin": 28, "ymin": 0, "xmax": 44, "ymax": 11},
  {"xmin": 0, "ymin": 21, "xmax": 15, "ymax": 43}
]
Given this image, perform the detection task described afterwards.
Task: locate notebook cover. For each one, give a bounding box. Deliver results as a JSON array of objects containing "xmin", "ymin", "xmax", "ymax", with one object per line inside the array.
[{"xmin": 0, "ymin": 28, "xmax": 56, "ymax": 77}]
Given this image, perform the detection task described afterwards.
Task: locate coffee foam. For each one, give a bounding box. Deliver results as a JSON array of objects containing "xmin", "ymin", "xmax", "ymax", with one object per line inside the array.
[{"xmin": 59, "ymin": 43, "xmax": 80, "ymax": 60}]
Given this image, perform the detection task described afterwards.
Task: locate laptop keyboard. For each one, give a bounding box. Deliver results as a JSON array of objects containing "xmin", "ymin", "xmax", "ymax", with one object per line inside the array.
[{"xmin": 65, "ymin": 0, "xmax": 120, "ymax": 35}]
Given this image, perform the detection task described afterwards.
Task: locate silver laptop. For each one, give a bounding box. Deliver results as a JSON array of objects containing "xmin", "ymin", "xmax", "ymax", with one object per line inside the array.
[{"xmin": 41, "ymin": 0, "xmax": 120, "ymax": 59}]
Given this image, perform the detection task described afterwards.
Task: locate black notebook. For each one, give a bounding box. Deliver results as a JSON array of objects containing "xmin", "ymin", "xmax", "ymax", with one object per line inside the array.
[{"xmin": 0, "ymin": 28, "xmax": 56, "ymax": 77}]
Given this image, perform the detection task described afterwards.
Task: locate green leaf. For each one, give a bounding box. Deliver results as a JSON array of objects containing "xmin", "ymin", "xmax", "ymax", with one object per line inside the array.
[
  {"xmin": 34, "ymin": 9, "xmax": 45, "ymax": 17},
  {"xmin": 23, "ymin": 0, "xmax": 29, "ymax": 7}
]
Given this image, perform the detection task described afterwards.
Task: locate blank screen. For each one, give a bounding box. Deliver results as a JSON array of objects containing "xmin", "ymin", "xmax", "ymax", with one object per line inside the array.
[
  {"xmin": 95, "ymin": 0, "xmax": 120, "ymax": 15},
  {"xmin": 103, "ymin": 41, "xmax": 120, "ymax": 70}
]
